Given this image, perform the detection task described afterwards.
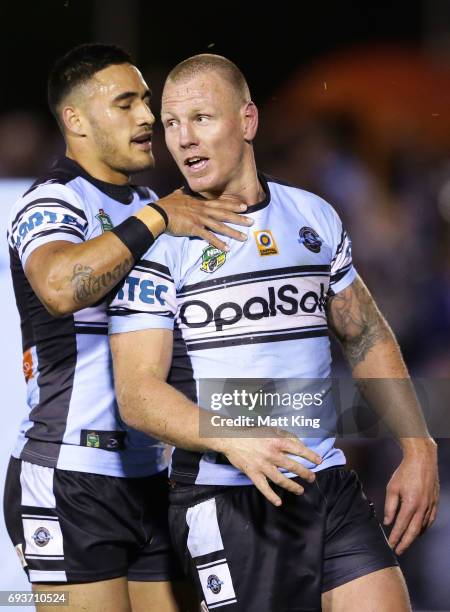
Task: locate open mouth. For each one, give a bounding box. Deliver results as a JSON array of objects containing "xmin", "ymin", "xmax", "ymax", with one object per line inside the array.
[
  {"xmin": 184, "ymin": 156, "xmax": 209, "ymax": 171},
  {"xmin": 131, "ymin": 132, "xmax": 152, "ymax": 151}
]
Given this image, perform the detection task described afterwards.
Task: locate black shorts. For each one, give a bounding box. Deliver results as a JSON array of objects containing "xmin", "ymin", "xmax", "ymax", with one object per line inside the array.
[
  {"xmin": 3, "ymin": 457, "xmax": 183, "ymax": 584},
  {"xmin": 168, "ymin": 467, "xmax": 398, "ymax": 612}
]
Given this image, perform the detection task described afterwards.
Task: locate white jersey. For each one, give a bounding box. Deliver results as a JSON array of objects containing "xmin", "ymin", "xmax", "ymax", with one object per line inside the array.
[
  {"xmin": 7, "ymin": 156, "xmax": 167, "ymax": 477},
  {"xmin": 109, "ymin": 174, "xmax": 356, "ymax": 485}
]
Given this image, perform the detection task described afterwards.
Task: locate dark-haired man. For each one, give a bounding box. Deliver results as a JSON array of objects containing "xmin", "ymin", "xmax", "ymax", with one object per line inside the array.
[
  {"xmin": 3, "ymin": 43, "xmax": 256, "ymax": 612},
  {"xmin": 110, "ymin": 54, "xmax": 439, "ymax": 611}
]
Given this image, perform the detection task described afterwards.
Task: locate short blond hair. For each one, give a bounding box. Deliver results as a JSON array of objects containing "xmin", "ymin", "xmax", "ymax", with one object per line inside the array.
[{"xmin": 166, "ymin": 54, "xmax": 251, "ymax": 103}]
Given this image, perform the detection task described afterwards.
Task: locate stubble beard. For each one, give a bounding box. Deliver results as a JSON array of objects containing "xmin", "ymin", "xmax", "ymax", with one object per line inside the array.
[{"xmin": 91, "ymin": 121, "xmax": 154, "ymax": 178}]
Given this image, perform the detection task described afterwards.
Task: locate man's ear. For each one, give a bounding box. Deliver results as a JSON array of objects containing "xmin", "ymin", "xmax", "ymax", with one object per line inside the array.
[
  {"xmin": 60, "ymin": 104, "xmax": 87, "ymax": 137},
  {"xmin": 242, "ymin": 101, "xmax": 258, "ymax": 142}
]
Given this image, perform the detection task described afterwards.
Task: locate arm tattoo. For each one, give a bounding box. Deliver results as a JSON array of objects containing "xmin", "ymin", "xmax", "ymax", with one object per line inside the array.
[
  {"xmin": 71, "ymin": 257, "xmax": 133, "ymax": 305},
  {"xmin": 328, "ymin": 279, "xmax": 390, "ymax": 367}
]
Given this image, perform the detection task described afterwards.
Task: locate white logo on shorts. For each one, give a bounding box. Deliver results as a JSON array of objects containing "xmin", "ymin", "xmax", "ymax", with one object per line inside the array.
[{"xmin": 32, "ymin": 527, "xmax": 52, "ymax": 547}]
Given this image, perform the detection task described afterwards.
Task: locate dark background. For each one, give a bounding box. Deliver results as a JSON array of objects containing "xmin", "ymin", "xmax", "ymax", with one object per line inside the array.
[
  {"xmin": 0, "ymin": 2, "xmax": 426, "ymax": 112},
  {"xmin": 0, "ymin": 1, "xmax": 449, "ymax": 609}
]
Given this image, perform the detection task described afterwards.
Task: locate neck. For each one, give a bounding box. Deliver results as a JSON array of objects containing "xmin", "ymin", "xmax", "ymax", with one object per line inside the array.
[
  {"xmin": 65, "ymin": 145, "xmax": 129, "ymax": 185},
  {"xmin": 199, "ymin": 155, "xmax": 264, "ymax": 205}
]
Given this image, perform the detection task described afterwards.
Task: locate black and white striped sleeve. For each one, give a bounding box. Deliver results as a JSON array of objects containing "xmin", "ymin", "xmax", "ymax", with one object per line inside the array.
[
  {"xmin": 8, "ymin": 187, "xmax": 88, "ymax": 266},
  {"xmin": 328, "ymin": 222, "xmax": 356, "ymax": 296}
]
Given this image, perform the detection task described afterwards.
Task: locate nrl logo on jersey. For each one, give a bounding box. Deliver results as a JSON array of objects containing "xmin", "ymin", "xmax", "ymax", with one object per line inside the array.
[
  {"xmin": 96, "ymin": 208, "xmax": 114, "ymax": 232},
  {"xmin": 86, "ymin": 432, "xmax": 100, "ymax": 448},
  {"xmin": 200, "ymin": 246, "xmax": 226, "ymax": 273}
]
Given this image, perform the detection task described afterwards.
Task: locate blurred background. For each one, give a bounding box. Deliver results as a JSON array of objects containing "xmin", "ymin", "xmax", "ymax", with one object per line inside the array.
[{"xmin": 0, "ymin": 1, "xmax": 449, "ymax": 609}]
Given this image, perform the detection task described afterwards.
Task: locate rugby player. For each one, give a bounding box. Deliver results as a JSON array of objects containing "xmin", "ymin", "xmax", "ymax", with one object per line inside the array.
[
  {"xmin": 3, "ymin": 43, "xmax": 276, "ymax": 612},
  {"xmin": 109, "ymin": 55, "xmax": 439, "ymax": 611}
]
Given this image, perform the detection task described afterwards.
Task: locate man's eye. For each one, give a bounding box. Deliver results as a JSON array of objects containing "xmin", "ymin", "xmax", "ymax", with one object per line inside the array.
[{"xmin": 118, "ymin": 105, "xmax": 131, "ymax": 110}]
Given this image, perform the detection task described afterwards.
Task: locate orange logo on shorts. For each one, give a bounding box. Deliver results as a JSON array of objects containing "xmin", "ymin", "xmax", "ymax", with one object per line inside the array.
[{"xmin": 23, "ymin": 349, "xmax": 34, "ymax": 382}]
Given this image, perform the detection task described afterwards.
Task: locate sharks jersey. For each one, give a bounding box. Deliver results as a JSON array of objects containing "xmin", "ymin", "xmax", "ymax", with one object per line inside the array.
[
  {"xmin": 7, "ymin": 156, "xmax": 167, "ymax": 477},
  {"xmin": 109, "ymin": 174, "xmax": 356, "ymax": 485}
]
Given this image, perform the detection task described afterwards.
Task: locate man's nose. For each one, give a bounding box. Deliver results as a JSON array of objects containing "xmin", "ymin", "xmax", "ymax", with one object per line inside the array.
[
  {"xmin": 179, "ymin": 123, "xmax": 198, "ymax": 149},
  {"xmin": 137, "ymin": 102, "xmax": 155, "ymax": 126}
]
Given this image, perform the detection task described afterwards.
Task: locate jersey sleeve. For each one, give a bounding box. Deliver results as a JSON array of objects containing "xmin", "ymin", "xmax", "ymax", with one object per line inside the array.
[
  {"xmin": 328, "ymin": 212, "xmax": 356, "ymax": 296},
  {"xmin": 108, "ymin": 255, "xmax": 178, "ymax": 335},
  {"xmin": 8, "ymin": 183, "xmax": 88, "ymax": 266}
]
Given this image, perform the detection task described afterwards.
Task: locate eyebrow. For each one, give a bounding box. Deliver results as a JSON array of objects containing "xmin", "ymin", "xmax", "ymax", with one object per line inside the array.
[
  {"xmin": 112, "ymin": 89, "xmax": 152, "ymax": 103},
  {"xmin": 161, "ymin": 106, "xmax": 211, "ymax": 117}
]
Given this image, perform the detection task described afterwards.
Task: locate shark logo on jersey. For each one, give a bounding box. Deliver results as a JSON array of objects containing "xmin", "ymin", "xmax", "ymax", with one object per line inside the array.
[
  {"xmin": 254, "ymin": 230, "xmax": 279, "ymax": 256},
  {"xmin": 201, "ymin": 246, "xmax": 227, "ymax": 273},
  {"xmin": 96, "ymin": 208, "xmax": 114, "ymax": 232},
  {"xmin": 207, "ymin": 574, "xmax": 223, "ymax": 594},
  {"xmin": 298, "ymin": 227, "xmax": 322, "ymax": 253}
]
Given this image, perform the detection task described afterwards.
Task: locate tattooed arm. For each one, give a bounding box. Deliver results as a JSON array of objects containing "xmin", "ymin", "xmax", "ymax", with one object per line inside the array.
[
  {"xmin": 328, "ymin": 274, "xmax": 439, "ymax": 553},
  {"xmin": 23, "ymin": 190, "xmax": 255, "ymax": 317},
  {"xmin": 327, "ymin": 274, "xmax": 431, "ymax": 434},
  {"xmin": 24, "ymin": 233, "xmax": 136, "ymax": 316}
]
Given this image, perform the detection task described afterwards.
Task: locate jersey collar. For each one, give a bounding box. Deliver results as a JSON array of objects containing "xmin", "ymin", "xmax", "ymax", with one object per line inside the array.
[
  {"xmin": 57, "ymin": 156, "xmax": 135, "ymax": 204},
  {"xmin": 182, "ymin": 172, "xmax": 271, "ymax": 213}
]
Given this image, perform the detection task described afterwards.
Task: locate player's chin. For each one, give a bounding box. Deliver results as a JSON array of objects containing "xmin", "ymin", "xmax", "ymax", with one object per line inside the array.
[
  {"xmin": 129, "ymin": 151, "xmax": 155, "ymax": 172},
  {"xmin": 184, "ymin": 172, "xmax": 218, "ymax": 194}
]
